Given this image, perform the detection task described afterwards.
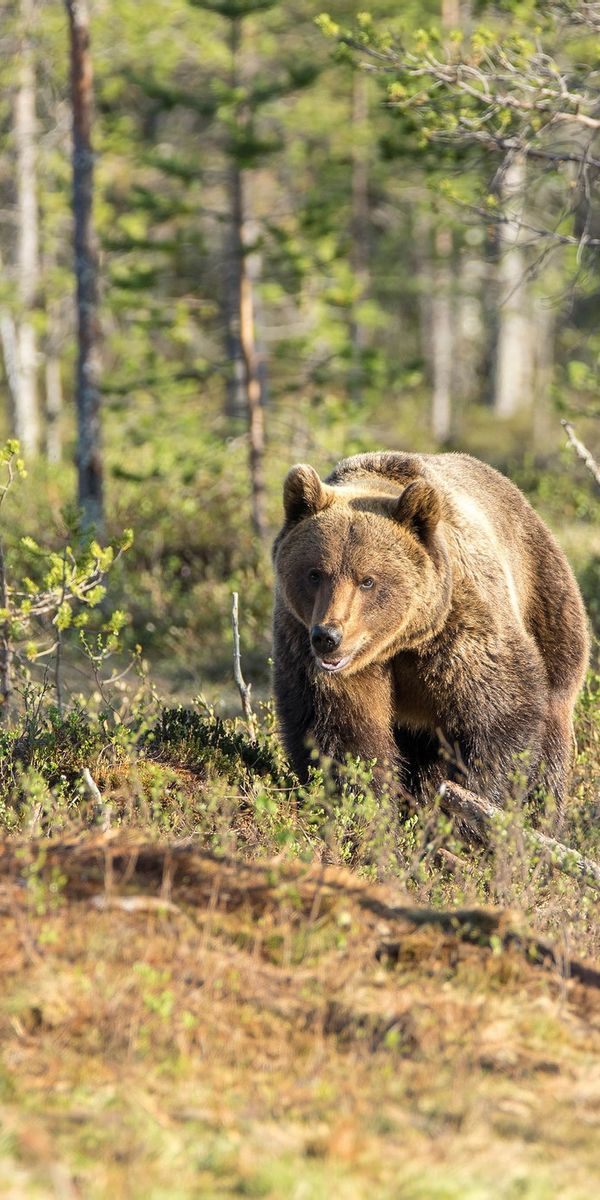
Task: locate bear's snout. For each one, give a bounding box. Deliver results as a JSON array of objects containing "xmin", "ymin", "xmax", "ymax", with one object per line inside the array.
[{"xmin": 310, "ymin": 624, "xmax": 342, "ymax": 655}]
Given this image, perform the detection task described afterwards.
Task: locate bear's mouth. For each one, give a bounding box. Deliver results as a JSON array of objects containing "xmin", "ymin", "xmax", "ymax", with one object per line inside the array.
[{"xmin": 315, "ymin": 653, "xmax": 353, "ymax": 673}]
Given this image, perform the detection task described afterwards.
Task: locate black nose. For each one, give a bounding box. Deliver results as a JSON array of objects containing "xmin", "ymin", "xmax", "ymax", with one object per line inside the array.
[{"xmin": 310, "ymin": 624, "xmax": 342, "ymax": 654}]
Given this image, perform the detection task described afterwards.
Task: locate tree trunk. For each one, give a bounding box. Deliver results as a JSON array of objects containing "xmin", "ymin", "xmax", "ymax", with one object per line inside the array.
[
  {"xmin": 431, "ymin": 226, "xmax": 454, "ymax": 443},
  {"xmin": 42, "ymin": 234, "xmax": 65, "ymax": 464},
  {"xmin": 65, "ymin": 0, "xmax": 103, "ymax": 531},
  {"xmin": 0, "ymin": 310, "xmax": 20, "ymax": 414},
  {"xmin": 245, "ymin": 215, "xmax": 269, "ymax": 412},
  {"xmin": 223, "ymin": 16, "xmax": 248, "ymax": 422},
  {"xmin": 454, "ymin": 239, "xmax": 485, "ymax": 410},
  {"xmin": 239, "ymin": 203, "xmax": 268, "ymax": 543},
  {"xmin": 225, "ymin": 16, "xmax": 267, "ymax": 543},
  {"xmin": 15, "ymin": 0, "xmax": 40, "ymax": 458},
  {"xmin": 349, "ymin": 69, "xmax": 370, "ymax": 395},
  {"xmin": 427, "ymin": 0, "xmax": 464, "ymax": 442},
  {"xmin": 45, "ymin": 351, "xmax": 63, "ymax": 464},
  {"xmin": 224, "ymin": 158, "xmax": 247, "ymax": 421},
  {"xmin": 493, "ymin": 153, "xmax": 532, "ymax": 418}
]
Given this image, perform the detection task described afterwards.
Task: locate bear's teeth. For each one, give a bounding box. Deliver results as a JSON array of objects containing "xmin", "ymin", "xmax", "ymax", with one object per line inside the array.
[{"xmin": 318, "ymin": 654, "xmax": 351, "ymax": 672}]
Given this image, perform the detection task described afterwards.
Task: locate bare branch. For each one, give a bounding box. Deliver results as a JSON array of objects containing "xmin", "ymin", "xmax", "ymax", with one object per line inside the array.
[
  {"xmin": 0, "ymin": 543, "xmax": 12, "ymax": 722},
  {"xmin": 341, "ymin": 29, "xmax": 600, "ymax": 178},
  {"xmin": 439, "ymin": 781, "xmax": 600, "ymax": 893},
  {"xmin": 91, "ymin": 894, "xmax": 181, "ymax": 915},
  {"xmin": 561, "ymin": 420, "xmax": 600, "ymax": 490},
  {"xmin": 231, "ymin": 591, "xmax": 257, "ymax": 740},
  {"xmin": 82, "ymin": 767, "xmax": 111, "ymax": 831}
]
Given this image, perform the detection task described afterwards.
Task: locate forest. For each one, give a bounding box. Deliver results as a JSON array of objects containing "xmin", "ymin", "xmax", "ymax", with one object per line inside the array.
[{"xmin": 0, "ymin": 1, "xmax": 600, "ymax": 1196}]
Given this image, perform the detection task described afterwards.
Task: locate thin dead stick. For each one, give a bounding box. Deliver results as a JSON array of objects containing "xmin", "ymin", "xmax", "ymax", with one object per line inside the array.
[
  {"xmin": 54, "ymin": 548, "xmax": 68, "ymax": 718},
  {"xmin": 82, "ymin": 767, "xmax": 111, "ymax": 832},
  {"xmin": 231, "ymin": 591, "xmax": 258, "ymax": 739},
  {"xmin": 561, "ymin": 419, "xmax": 600, "ymax": 490},
  {"xmin": 91, "ymin": 894, "xmax": 181, "ymax": 915},
  {"xmin": 0, "ymin": 542, "xmax": 12, "ymax": 722},
  {"xmin": 439, "ymin": 781, "xmax": 600, "ymax": 893}
]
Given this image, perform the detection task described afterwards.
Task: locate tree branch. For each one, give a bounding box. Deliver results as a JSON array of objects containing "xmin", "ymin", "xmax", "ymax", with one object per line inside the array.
[
  {"xmin": 438, "ymin": 781, "xmax": 600, "ymax": 893},
  {"xmin": 231, "ymin": 591, "xmax": 257, "ymax": 740},
  {"xmin": 561, "ymin": 420, "xmax": 600, "ymax": 490}
]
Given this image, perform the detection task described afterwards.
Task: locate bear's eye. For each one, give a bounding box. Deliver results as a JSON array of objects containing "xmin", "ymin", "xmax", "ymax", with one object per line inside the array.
[
  {"xmin": 308, "ymin": 569, "xmax": 322, "ymax": 585},
  {"xmin": 359, "ymin": 576, "xmax": 375, "ymax": 590}
]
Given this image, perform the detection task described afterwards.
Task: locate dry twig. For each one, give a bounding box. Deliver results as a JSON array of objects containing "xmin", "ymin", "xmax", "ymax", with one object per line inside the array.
[
  {"xmin": 0, "ymin": 543, "xmax": 12, "ymax": 721},
  {"xmin": 82, "ymin": 767, "xmax": 111, "ymax": 832},
  {"xmin": 438, "ymin": 780, "xmax": 600, "ymax": 893},
  {"xmin": 561, "ymin": 419, "xmax": 600, "ymax": 490},
  {"xmin": 231, "ymin": 591, "xmax": 258, "ymax": 740},
  {"xmin": 91, "ymin": 894, "xmax": 181, "ymax": 915}
]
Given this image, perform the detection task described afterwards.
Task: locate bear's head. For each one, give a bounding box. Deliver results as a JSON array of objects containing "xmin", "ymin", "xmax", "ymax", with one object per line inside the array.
[{"xmin": 274, "ymin": 464, "xmax": 452, "ymax": 676}]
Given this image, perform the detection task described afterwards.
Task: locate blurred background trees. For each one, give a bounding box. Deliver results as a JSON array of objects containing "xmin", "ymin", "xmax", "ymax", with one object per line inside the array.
[{"xmin": 0, "ymin": 0, "xmax": 598, "ymax": 695}]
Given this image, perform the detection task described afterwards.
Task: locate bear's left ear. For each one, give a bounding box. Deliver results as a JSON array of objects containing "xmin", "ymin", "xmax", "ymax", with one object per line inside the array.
[
  {"xmin": 283, "ymin": 464, "xmax": 333, "ymax": 523},
  {"xmin": 390, "ymin": 479, "xmax": 442, "ymax": 544}
]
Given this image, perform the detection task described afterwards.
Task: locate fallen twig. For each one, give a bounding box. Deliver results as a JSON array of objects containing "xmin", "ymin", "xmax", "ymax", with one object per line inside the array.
[
  {"xmin": 82, "ymin": 768, "xmax": 112, "ymax": 832},
  {"xmin": 91, "ymin": 894, "xmax": 181, "ymax": 915},
  {"xmin": 561, "ymin": 419, "xmax": 600, "ymax": 490},
  {"xmin": 439, "ymin": 780, "xmax": 600, "ymax": 893}
]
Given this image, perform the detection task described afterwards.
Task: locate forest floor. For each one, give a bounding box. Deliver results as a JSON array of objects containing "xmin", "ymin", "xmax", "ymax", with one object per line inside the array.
[{"xmin": 1, "ymin": 707, "xmax": 600, "ymax": 1200}]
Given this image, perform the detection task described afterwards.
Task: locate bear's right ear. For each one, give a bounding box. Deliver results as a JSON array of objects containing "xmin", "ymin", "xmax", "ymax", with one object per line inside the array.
[{"xmin": 283, "ymin": 464, "xmax": 332, "ymax": 523}]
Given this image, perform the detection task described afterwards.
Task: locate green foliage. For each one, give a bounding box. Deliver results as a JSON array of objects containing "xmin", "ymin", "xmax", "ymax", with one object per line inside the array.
[
  {"xmin": 0, "ymin": 445, "xmax": 133, "ymax": 697},
  {"xmin": 0, "ymin": 705, "xmax": 104, "ymax": 821},
  {"xmin": 147, "ymin": 703, "xmax": 290, "ymax": 785},
  {"xmin": 579, "ymin": 555, "xmax": 600, "ymax": 636}
]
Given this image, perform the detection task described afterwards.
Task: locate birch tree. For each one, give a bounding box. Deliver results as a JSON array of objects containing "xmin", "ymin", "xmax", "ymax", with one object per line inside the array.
[
  {"xmin": 65, "ymin": 0, "xmax": 103, "ymax": 531},
  {"xmin": 14, "ymin": 0, "xmax": 40, "ymax": 457},
  {"xmin": 493, "ymin": 154, "xmax": 533, "ymax": 418},
  {"xmin": 349, "ymin": 69, "xmax": 370, "ymax": 397}
]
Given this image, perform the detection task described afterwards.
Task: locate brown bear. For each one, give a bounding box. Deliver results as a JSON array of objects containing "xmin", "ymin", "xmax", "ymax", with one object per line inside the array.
[{"xmin": 272, "ymin": 450, "xmax": 590, "ymax": 809}]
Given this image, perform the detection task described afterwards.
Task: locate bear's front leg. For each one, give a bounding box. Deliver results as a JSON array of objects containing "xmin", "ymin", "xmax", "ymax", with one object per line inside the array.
[
  {"xmin": 458, "ymin": 701, "xmax": 548, "ymax": 807},
  {"xmin": 312, "ymin": 662, "xmax": 404, "ymax": 795},
  {"xmin": 272, "ymin": 606, "xmax": 317, "ymax": 783},
  {"xmin": 273, "ymin": 606, "xmax": 401, "ymax": 792},
  {"xmin": 444, "ymin": 679, "xmax": 548, "ymax": 807}
]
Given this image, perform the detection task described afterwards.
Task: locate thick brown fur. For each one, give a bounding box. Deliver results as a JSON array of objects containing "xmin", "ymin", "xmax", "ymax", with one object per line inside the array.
[{"xmin": 272, "ymin": 451, "xmax": 590, "ymax": 810}]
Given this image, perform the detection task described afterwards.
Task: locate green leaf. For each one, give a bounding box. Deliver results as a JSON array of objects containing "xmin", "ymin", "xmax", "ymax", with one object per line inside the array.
[{"xmin": 54, "ymin": 601, "xmax": 73, "ymax": 631}]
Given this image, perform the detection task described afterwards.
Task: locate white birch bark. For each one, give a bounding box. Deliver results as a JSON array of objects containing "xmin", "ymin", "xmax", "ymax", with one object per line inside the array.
[
  {"xmin": 454, "ymin": 240, "xmax": 485, "ymax": 406},
  {"xmin": 428, "ymin": 0, "xmax": 464, "ymax": 441},
  {"xmin": 493, "ymin": 154, "xmax": 533, "ymax": 418},
  {"xmin": 15, "ymin": 0, "xmax": 40, "ymax": 457},
  {"xmin": 431, "ymin": 226, "xmax": 454, "ymax": 443},
  {"xmin": 350, "ymin": 68, "xmax": 370, "ymax": 395}
]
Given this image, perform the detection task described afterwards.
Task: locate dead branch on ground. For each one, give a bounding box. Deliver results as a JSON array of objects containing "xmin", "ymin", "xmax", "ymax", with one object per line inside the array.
[
  {"xmin": 82, "ymin": 767, "xmax": 111, "ymax": 831},
  {"xmin": 438, "ymin": 780, "xmax": 600, "ymax": 893}
]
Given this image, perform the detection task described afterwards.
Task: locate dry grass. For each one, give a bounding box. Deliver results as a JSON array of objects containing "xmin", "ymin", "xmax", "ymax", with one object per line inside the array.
[{"xmin": 0, "ymin": 835, "xmax": 600, "ymax": 1198}]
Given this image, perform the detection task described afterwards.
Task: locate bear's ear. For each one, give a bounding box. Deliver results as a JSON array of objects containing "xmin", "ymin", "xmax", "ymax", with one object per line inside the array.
[
  {"xmin": 390, "ymin": 479, "xmax": 442, "ymax": 543},
  {"xmin": 283, "ymin": 464, "xmax": 332, "ymax": 523}
]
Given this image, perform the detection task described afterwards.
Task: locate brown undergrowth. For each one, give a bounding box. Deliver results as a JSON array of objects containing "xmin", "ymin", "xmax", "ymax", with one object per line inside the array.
[
  {"xmin": 1, "ymin": 835, "xmax": 600, "ymax": 1198},
  {"xmin": 0, "ymin": 683, "xmax": 597, "ymax": 1197}
]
